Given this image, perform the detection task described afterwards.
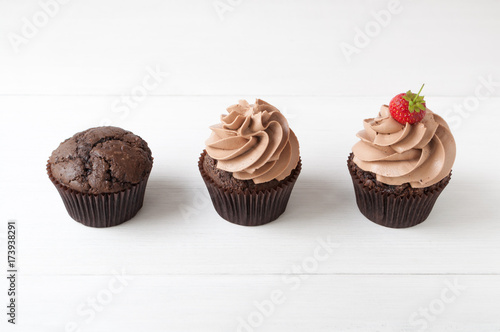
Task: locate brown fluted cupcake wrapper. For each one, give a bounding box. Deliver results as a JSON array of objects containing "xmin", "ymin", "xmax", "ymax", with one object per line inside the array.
[
  {"xmin": 347, "ymin": 155, "xmax": 451, "ymax": 228},
  {"xmin": 47, "ymin": 163, "xmax": 150, "ymax": 228},
  {"xmin": 199, "ymin": 150, "xmax": 301, "ymax": 226}
]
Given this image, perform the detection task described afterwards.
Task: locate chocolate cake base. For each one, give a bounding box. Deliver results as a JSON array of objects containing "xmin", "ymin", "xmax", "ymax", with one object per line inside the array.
[
  {"xmin": 48, "ymin": 163, "xmax": 150, "ymax": 228},
  {"xmin": 199, "ymin": 150, "xmax": 301, "ymax": 226},
  {"xmin": 347, "ymin": 153, "xmax": 451, "ymax": 228}
]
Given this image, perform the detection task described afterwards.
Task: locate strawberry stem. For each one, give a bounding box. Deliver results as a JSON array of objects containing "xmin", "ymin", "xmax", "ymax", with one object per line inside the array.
[{"xmin": 413, "ymin": 84, "xmax": 425, "ymax": 103}]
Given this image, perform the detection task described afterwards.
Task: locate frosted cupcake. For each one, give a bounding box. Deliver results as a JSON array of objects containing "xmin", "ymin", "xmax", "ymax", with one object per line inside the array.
[
  {"xmin": 199, "ymin": 99, "xmax": 301, "ymax": 226},
  {"xmin": 348, "ymin": 86, "xmax": 456, "ymax": 228}
]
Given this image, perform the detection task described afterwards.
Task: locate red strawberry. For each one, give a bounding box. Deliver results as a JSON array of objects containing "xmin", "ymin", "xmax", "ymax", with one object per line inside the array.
[{"xmin": 389, "ymin": 84, "xmax": 427, "ymax": 124}]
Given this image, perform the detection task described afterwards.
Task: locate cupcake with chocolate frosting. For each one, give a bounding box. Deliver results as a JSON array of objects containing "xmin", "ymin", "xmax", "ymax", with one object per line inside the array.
[
  {"xmin": 348, "ymin": 86, "xmax": 456, "ymax": 228},
  {"xmin": 199, "ymin": 99, "xmax": 301, "ymax": 226}
]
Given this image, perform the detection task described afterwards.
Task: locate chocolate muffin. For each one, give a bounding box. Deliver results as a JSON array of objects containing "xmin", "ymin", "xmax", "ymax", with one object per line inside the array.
[
  {"xmin": 348, "ymin": 153, "xmax": 451, "ymax": 228},
  {"xmin": 199, "ymin": 99, "xmax": 302, "ymax": 226},
  {"xmin": 348, "ymin": 153, "xmax": 451, "ymax": 198},
  {"xmin": 202, "ymin": 153, "xmax": 300, "ymax": 193},
  {"xmin": 48, "ymin": 126, "xmax": 153, "ymax": 227},
  {"xmin": 348, "ymin": 88, "xmax": 456, "ymax": 228}
]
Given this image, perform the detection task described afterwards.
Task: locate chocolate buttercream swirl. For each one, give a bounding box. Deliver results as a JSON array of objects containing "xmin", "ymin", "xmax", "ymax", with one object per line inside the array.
[
  {"xmin": 206, "ymin": 99, "xmax": 300, "ymax": 184},
  {"xmin": 352, "ymin": 105, "xmax": 456, "ymax": 188}
]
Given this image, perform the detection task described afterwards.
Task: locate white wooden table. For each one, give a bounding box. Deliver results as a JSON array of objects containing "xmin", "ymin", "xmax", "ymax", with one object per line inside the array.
[{"xmin": 1, "ymin": 1, "xmax": 499, "ymax": 331}]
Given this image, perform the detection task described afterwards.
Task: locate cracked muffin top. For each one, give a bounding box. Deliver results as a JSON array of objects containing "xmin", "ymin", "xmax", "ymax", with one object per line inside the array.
[{"xmin": 49, "ymin": 126, "xmax": 153, "ymax": 194}]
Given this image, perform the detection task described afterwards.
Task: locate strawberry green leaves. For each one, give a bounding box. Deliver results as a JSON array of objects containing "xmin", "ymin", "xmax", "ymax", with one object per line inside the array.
[{"xmin": 402, "ymin": 84, "xmax": 426, "ymax": 113}]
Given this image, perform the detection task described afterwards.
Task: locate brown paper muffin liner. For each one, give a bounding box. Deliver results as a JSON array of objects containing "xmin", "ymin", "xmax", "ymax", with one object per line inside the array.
[
  {"xmin": 47, "ymin": 163, "xmax": 150, "ymax": 228},
  {"xmin": 347, "ymin": 154, "xmax": 451, "ymax": 228},
  {"xmin": 199, "ymin": 150, "xmax": 301, "ymax": 226}
]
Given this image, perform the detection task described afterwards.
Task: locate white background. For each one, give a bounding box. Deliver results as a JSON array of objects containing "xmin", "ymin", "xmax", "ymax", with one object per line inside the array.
[{"xmin": 1, "ymin": 1, "xmax": 500, "ymax": 331}]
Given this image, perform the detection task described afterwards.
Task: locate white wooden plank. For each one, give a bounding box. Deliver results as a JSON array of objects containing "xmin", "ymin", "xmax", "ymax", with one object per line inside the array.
[
  {"xmin": 0, "ymin": 0, "xmax": 499, "ymax": 96},
  {"xmin": 2, "ymin": 275, "xmax": 499, "ymax": 331},
  {"xmin": 0, "ymin": 96, "xmax": 498, "ymax": 277}
]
